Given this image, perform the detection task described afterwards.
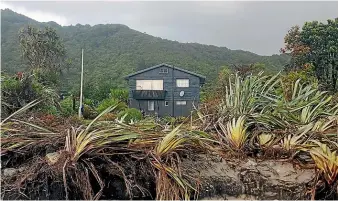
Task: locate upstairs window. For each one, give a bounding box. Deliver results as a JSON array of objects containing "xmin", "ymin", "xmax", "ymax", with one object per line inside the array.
[
  {"xmin": 136, "ymin": 80, "xmax": 163, "ymax": 90},
  {"xmin": 159, "ymin": 68, "xmax": 168, "ymax": 74},
  {"xmin": 176, "ymin": 79, "xmax": 189, "ymax": 87}
]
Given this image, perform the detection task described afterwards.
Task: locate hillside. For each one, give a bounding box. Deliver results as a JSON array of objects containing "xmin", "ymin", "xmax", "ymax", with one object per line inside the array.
[{"xmin": 1, "ymin": 9, "xmax": 290, "ymax": 94}]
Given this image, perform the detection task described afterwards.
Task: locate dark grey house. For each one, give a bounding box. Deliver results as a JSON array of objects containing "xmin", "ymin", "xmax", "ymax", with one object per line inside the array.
[{"xmin": 124, "ymin": 63, "xmax": 206, "ymax": 117}]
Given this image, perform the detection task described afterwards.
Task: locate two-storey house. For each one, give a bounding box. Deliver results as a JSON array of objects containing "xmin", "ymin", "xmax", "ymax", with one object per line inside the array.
[{"xmin": 124, "ymin": 63, "xmax": 206, "ymax": 117}]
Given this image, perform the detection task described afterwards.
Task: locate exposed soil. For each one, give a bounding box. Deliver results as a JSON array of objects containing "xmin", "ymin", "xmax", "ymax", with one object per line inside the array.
[
  {"xmin": 182, "ymin": 154, "xmax": 337, "ymax": 200},
  {"xmin": 1, "ymin": 151, "xmax": 337, "ymax": 200},
  {"xmin": 1, "ymin": 151, "xmax": 156, "ymax": 200}
]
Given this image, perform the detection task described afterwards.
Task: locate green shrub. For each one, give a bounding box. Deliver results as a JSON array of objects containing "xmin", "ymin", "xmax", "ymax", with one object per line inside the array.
[
  {"xmin": 84, "ymin": 98, "xmax": 94, "ymax": 107},
  {"xmin": 279, "ymin": 69, "xmax": 318, "ymax": 96},
  {"xmin": 99, "ymin": 113, "xmax": 117, "ymax": 121},
  {"xmin": 41, "ymin": 105, "xmax": 60, "ymax": 116},
  {"xmin": 1, "ymin": 73, "xmax": 58, "ymax": 115},
  {"xmin": 331, "ymin": 93, "xmax": 338, "ymax": 105},
  {"xmin": 83, "ymin": 104, "xmax": 98, "ymax": 119},
  {"xmin": 162, "ymin": 116, "xmax": 176, "ymax": 124},
  {"xmin": 206, "ymin": 71, "xmax": 338, "ymax": 130},
  {"xmin": 96, "ymin": 98, "xmax": 119, "ymax": 113},
  {"xmin": 217, "ymin": 72, "xmax": 280, "ymax": 119},
  {"xmin": 272, "ymin": 69, "xmax": 318, "ymax": 103},
  {"xmin": 109, "ymin": 88, "xmax": 129, "ymax": 104},
  {"xmin": 96, "ymin": 98, "xmax": 127, "ymax": 114},
  {"xmin": 60, "ymin": 96, "xmax": 75, "ymax": 117},
  {"xmin": 117, "ymin": 108, "xmax": 142, "ymax": 123},
  {"xmin": 2, "ymin": 75, "xmax": 20, "ymax": 90}
]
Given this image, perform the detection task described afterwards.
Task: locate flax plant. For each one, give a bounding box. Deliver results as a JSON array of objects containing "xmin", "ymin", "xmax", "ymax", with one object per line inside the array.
[
  {"xmin": 218, "ymin": 116, "xmax": 248, "ymax": 150},
  {"xmin": 309, "ymin": 140, "xmax": 338, "ymax": 184}
]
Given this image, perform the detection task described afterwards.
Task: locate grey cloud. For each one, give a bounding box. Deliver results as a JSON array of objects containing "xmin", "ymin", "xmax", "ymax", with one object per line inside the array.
[{"xmin": 3, "ymin": 1, "xmax": 338, "ymax": 55}]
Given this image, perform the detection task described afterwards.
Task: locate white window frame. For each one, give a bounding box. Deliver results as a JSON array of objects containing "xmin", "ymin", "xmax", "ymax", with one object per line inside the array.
[
  {"xmin": 176, "ymin": 79, "xmax": 189, "ymax": 88},
  {"xmin": 136, "ymin": 80, "xmax": 163, "ymax": 90},
  {"xmin": 148, "ymin": 101, "xmax": 154, "ymax": 111},
  {"xmin": 176, "ymin": 101, "xmax": 187, "ymax": 105},
  {"xmin": 159, "ymin": 68, "xmax": 168, "ymax": 74}
]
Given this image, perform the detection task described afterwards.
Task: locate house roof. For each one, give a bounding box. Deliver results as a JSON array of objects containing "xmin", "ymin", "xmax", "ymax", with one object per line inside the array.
[{"xmin": 124, "ymin": 63, "xmax": 206, "ymax": 83}]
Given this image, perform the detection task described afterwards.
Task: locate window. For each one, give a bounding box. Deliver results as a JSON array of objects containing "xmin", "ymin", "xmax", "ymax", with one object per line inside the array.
[
  {"xmin": 176, "ymin": 79, "xmax": 189, "ymax": 87},
  {"xmin": 159, "ymin": 68, "xmax": 168, "ymax": 74},
  {"xmin": 176, "ymin": 101, "xmax": 186, "ymax": 105},
  {"xmin": 164, "ymin": 101, "xmax": 169, "ymax": 106},
  {"xmin": 136, "ymin": 80, "xmax": 163, "ymax": 90},
  {"xmin": 148, "ymin": 101, "xmax": 154, "ymax": 111}
]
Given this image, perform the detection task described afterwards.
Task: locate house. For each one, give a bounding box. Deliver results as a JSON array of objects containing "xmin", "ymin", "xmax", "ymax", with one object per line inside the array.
[{"xmin": 124, "ymin": 63, "xmax": 206, "ymax": 117}]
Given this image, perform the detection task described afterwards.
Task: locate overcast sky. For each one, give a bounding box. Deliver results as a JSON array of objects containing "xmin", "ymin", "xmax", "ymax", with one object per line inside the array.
[{"xmin": 1, "ymin": 1, "xmax": 337, "ymax": 55}]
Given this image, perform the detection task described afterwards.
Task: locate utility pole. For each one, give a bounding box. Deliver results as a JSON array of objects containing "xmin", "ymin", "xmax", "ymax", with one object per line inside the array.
[
  {"xmin": 78, "ymin": 49, "xmax": 84, "ymax": 118},
  {"xmin": 172, "ymin": 65, "xmax": 175, "ymax": 118}
]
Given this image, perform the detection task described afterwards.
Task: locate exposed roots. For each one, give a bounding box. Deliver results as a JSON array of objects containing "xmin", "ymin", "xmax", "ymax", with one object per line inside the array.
[{"xmin": 1, "ymin": 156, "xmax": 64, "ymax": 200}]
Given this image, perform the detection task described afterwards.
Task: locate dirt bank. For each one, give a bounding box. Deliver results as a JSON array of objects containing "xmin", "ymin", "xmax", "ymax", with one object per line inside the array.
[
  {"xmin": 2, "ymin": 153, "xmax": 337, "ymax": 200},
  {"xmin": 182, "ymin": 154, "xmax": 316, "ymax": 200}
]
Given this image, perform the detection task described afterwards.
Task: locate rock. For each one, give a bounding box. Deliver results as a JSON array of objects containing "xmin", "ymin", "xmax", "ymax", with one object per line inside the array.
[
  {"xmin": 2, "ymin": 167, "xmax": 26, "ymax": 177},
  {"xmin": 243, "ymin": 159, "xmax": 257, "ymax": 168},
  {"xmin": 46, "ymin": 152, "xmax": 60, "ymax": 165},
  {"xmin": 298, "ymin": 153, "xmax": 312, "ymax": 162},
  {"xmin": 3, "ymin": 168, "xmax": 18, "ymax": 177}
]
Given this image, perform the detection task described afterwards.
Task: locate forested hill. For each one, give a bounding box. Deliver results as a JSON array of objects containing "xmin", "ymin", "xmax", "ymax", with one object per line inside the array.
[{"xmin": 1, "ymin": 9, "xmax": 290, "ymax": 93}]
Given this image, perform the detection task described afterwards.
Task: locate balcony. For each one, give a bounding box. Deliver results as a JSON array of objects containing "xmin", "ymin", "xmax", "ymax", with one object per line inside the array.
[{"xmin": 132, "ymin": 90, "xmax": 167, "ymax": 100}]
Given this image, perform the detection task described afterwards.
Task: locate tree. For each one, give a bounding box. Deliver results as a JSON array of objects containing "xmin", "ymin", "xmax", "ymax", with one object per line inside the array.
[
  {"xmin": 301, "ymin": 19, "xmax": 338, "ymax": 91},
  {"xmin": 2, "ymin": 9, "xmax": 289, "ymax": 95},
  {"xmin": 19, "ymin": 25, "xmax": 66, "ymax": 86},
  {"xmin": 232, "ymin": 63, "xmax": 267, "ymax": 77},
  {"xmin": 283, "ymin": 18, "xmax": 338, "ymax": 91},
  {"xmin": 217, "ymin": 65, "xmax": 232, "ymax": 91},
  {"xmin": 281, "ymin": 26, "xmax": 311, "ymax": 70}
]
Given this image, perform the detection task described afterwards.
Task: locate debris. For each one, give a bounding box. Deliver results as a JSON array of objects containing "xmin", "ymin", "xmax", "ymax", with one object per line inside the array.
[{"xmin": 46, "ymin": 152, "xmax": 61, "ymax": 165}]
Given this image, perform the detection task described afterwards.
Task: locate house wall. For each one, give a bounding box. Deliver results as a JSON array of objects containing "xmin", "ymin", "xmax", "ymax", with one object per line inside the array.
[{"xmin": 127, "ymin": 65, "xmax": 201, "ymax": 117}]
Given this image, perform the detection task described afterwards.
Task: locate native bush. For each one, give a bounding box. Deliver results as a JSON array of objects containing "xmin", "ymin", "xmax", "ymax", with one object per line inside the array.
[
  {"xmin": 217, "ymin": 72, "xmax": 280, "ymax": 120},
  {"xmin": 257, "ymin": 78, "xmax": 338, "ymax": 129},
  {"xmin": 117, "ymin": 108, "xmax": 143, "ymax": 123},
  {"xmin": 1, "ymin": 73, "xmax": 58, "ymax": 116},
  {"xmin": 60, "ymin": 96, "xmax": 75, "ymax": 117},
  {"xmin": 199, "ymin": 70, "xmax": 338, "ymax": 133},
  {"xmin": 109, "ymin": 88, "xmax": 129, "ymax": 104},
  {"xmin": 96, "ymin": 98, "xmax": 127, "ymax": 114},
  {"xmin": 40, "ymin": 105, "xmax": 60, "ymax": 116},
  {"xmin": 277, "ymin": 68, "xmax": 318, "ymax": 98},
  {"xmin": 83, "ymin": 104, "xmax": 98, "ymax": 119},
  {"xmin": 95, "ymin": 98, "xmax": 119, "ymax": 114},
  {"xmin": 84, "ymin": 98, "xmax": 95, "ymax": 107}
]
